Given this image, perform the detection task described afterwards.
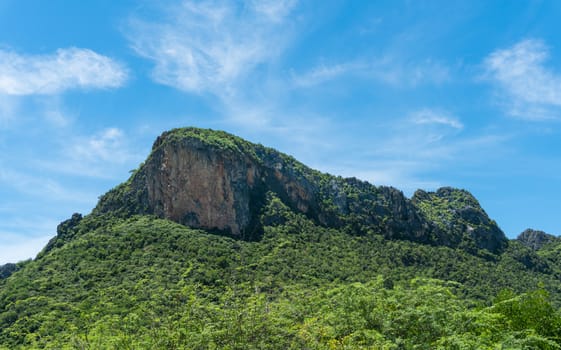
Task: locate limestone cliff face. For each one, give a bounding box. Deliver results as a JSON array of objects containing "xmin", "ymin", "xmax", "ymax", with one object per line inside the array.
[
  {"xmin": 99, "ymin": 128, "xmax": 325, "ymax": 239},
  {"xmin": 94, "ymin": 127, "xmax": 507, "ymax": 252},
  {"xmin": 144, "ymin": 136, "xmax": 256, "ymax": 235}
]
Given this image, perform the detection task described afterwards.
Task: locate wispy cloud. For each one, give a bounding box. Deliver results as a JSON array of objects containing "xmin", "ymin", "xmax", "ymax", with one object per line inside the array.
[
  {"xmin": 372, "ymin": 57, "xmax": 450, "ymax": 87},
  {"xmin": 32, "ymin": 96, "xmax": 74, "ymax": 128},
  {"xmin": 0, "ymin": 48, "xmax": 128, "ymax": 95},
  {"xmin": 43, "ymin": 108, "xmax": 71, "ymax": 128},
  {"xmin": 125, "ymin": 0, "xmax": 331, "ymax": 146},
  {"xmin": 368, "ymin": 112, "xmax": 463, "ymax": 161},
  {"xmin": 39, "ymin": 127, "xmax": 141, "ymax": 178},
  {"xmin": 484, "ymin": 39, "xmax": 561, "ymax": 120},
  {"xmin": 292, "ymin": 62, "xmax": 365, "ymax": 87},
  {"xmin": 249, "ymin": 0, "xmax": 297, "ymax": 23},
  {"xmin": 72, "ymin": 128, "xmax": 129, "ymax": 163},
  {"xmin": 127, "ymin": 0, "xmax": 297, "ymax": 95},
  {"xmin": 292, "ymin": 57, "xmax": 450, "ymax": 88},
  {"xmin": 123, "ymin": 0, "xmax": 466, "ymax": 195},
  {"xmin": 325, "ymin": 159, "xmax": 443, "ymax": 195},
  {"xmin": 333, "ymin": 132, "xmax": 511, "ymax": 195},
  {"xmin": 410, "ymin": 108, "xmax": 463, "ymax": 129},
  {"xmin": 314, "ymin": 109, "xmax": 511, "ymax": 194}
]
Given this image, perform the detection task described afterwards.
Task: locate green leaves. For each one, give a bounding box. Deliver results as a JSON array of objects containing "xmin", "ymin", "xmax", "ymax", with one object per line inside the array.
[{"xmin": 2, "ymin": 214, "xmax": 561, "ymax": 348}]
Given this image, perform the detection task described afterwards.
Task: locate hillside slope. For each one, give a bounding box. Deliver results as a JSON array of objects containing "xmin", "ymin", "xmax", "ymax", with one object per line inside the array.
[{"xmin": 1, "ymin": 127, "xmax": 561, "ymax": 349}]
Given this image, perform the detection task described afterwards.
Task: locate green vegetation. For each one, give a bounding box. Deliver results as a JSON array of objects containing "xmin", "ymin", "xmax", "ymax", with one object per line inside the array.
[
  {"xmin": 412, "ymin": 187, "xmax": 508, "ymax": 253},
  {"xmin": 155, "ymin": 127, "xmax": 264, "ymax": 160},
  {"xmin": 2, "ymin": 209, "xmax": 561, "ymax": 348},
  {"xmin": 2, "ymin": 127, "xmax": 561, "ymax": 348}
]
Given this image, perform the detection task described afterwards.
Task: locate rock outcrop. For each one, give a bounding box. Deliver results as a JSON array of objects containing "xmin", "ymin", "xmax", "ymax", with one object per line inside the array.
[
  {"xmin": 37, "ymin": 213, "xmax": 84, "ymax": 258},
  {"xmin": 517, "ymin": 229, "xmax": 558, "ymax": 251},
  {"xmin": 95, "ymin": 128, "xmax": 327, "ymax": 239},
  {"xmin": 93, "ymin": 127, "xmax": 507, "ymax": 252},
  {"xmin": 412, "ymin": 187, "xmax": 508, "ymax": 253}
]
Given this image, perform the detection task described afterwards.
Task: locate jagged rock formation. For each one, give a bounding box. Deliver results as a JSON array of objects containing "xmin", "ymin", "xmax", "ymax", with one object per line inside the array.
[
  {"xmin": 517, "ymin": 229, "xmax": 558, "ymax": 251},
  {"xmin": 42, "ymin": 213, "xmax": 83, "ymax": 255},
  {"xmin": 92, "ymin": 127, "xmax": 507, "ymax": 253},
  {"xmin": 412, "ymin": 187, "xmax": 508, "ymax": 254}
]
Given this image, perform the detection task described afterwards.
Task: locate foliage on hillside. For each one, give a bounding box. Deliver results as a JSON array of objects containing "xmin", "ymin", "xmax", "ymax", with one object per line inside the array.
[
  {"xmin": 2, "ymin": 127, "xmax": 561, "ymax": 348},
  {"xmin": 412, "ymin": 187, "xmax": 508, "ymax": 254},
  {"xmin": 1, "ymin": 207, "xmax": 561, "ymax": 348}
]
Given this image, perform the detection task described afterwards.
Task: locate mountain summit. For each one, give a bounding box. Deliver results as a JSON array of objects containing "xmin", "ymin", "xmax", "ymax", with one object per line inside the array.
[{"xmin": 90, "ymin": 127, "xmax": 507, "ymax": 253}]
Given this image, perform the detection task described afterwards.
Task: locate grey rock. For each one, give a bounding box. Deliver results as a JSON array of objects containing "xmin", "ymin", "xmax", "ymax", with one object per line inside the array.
[{"xmin": 517, "ymin": 229, "xmax": 557, "ymax": 251}]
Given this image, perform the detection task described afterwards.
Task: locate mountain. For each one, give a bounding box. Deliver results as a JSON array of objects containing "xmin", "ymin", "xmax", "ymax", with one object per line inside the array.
[
  {"xmin": 1, "ymin": 127, "xmax": 561, "ymax": 349},
  {"xmin": 91, "ymin": 127, "xmax": 507, "ymax": 252}
]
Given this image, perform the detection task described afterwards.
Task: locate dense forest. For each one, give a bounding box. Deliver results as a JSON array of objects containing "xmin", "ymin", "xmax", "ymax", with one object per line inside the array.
[{"xmin": 2, "ymin": 128, "xmax": 561, "ymax": 349}]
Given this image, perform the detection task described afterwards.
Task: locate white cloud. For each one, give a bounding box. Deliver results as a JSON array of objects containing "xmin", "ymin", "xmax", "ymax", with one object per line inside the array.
[
  {"xmin": 0, "ymin": 48, "xmax": 128, "ymax": 95},
  {"xmin": 127, "ymin": 0, "xmax": 297, "ymax": 95},
  {"xmin": 292, "ymin": 57, "xmax": 450, "ymax": 88},
  {"xmin": 316, "ymin": 121, "xmax": 509, "ymax": 195},
  {"xmin": 31, "ymin": 127, "xmax": 141, "ymax": 179},
  {"xmin": 354, "ymin": 110, "xmax": 465, "ymax": 164},
  {"xmin": 292, "ymin": 62, "xmax": 365, "ymax": 87},
  {"xmin": 484, "ymin": 39, "xmax": 561, "ymax": 120},
  {"xmin": 44, "ymin": 108, "xmax": 70, "ymax": 128},
  {"xmin": 372, "ymin": 57, "xmax": 450, "ymax": 87},
  {"xmin": 34, "ymin": 96, "xmax": 73, "ymax": 127},
  {"xmin": 72, "ymin": 128, "xmax": 127, "ymax": 162},
  {"xmin": 249, "ymin": 0, "xmax": 297, "ymax": 23},
  {"xmin": 313, "ymin": 110, "xmax": 511, "ymax": 193},
  {"xmin": 411, "ymin": 109, "xmax": 463, "ymax": 129}
]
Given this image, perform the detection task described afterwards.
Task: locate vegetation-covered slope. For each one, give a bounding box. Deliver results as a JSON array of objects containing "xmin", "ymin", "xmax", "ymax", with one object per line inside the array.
[
  {"xmin": 92, "ymin": 127, "xmax": 506, "ymax": 253},
  {"xmin": 2, "ymin": 127, "xmax": 561, "ymax": 349},
  {"xmin": 2, "ymin": 210, "xmax": 561, "ymax": 349}
]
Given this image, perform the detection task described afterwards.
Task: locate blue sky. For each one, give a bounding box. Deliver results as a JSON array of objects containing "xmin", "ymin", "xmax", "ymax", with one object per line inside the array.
[{"xmin": 1, "ymin": 0, "xmax": 561, "ymax": 263}]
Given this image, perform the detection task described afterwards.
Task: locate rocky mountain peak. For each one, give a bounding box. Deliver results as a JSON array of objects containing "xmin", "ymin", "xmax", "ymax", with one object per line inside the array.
[
  {"xmin": 95, "ymin": 127, "xmax": 324, "ymax": 240},
  {"xmin": 92, "ymin": 127, "xmax": 507, "ymax": 253}
]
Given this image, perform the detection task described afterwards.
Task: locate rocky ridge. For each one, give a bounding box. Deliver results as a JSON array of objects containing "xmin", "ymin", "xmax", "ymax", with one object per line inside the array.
[{"xmin": 87, "ymin": 127, "xmax": 508, "ymax": 253}]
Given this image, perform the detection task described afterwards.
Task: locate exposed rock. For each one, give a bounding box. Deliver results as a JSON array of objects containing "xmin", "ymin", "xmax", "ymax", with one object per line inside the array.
[
  {"xmin": 95, "ymin": 128, "xmax": 325, "ymax": 240},
  {"xmin": 411, "ymin": 187, "xmax": 508, "ymax": 253},
  {"xmin": 40, "ymin": 213, "xmax": 83, "ymax": 256},
  {"xmin": 145, "ymin": 137, "xmax": 254, "ymax": 235},
  {"xmin": 93, "ymin": 127, "xmax": 507, "ymax": 253},
  {"xmin": 517, "ymin": 229, "xmax": 557, "ymax": 251}
]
